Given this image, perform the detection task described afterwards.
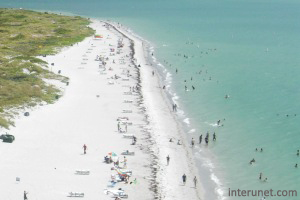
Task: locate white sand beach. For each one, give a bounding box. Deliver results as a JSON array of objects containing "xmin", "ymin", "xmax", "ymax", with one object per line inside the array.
[{"xmin": 0, "ymin": 20, "xmax": 202, "ymax": 200}]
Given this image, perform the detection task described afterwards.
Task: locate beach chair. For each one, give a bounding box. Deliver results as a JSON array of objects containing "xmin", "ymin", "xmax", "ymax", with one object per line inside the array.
[
  {"xmin": 107, "ymin": 181, "xmax": 117, "ymax": 188},
  {"xmin": 104, "ymin": 189, "xmax": 128, "ymax": 199},
  {"xmin": 121, "ymin": 122, "xmax": 132, "ymax": 126},
  {"xmin": 123, "ymin": 100, "xmax": 133, "ymax": 103},
  {"xmin": 123, "ymin": 92, "xmax": 132, "ymax": 95},
  {"xmin": 68, "ymin": 192, "xmax": 84, "ymax": 197},
  {"xmin": 123, "ymin": 134, "xmax": 134, "ymax": 139},
  {"xmin": 117, "ymin": 117, "xmax": 129, "ymax": 121},
  {"xmin": 122, "ymin": 110, "xmax": 132, "ymax": 113},
  {"xmin": 75, "ymin": 170, "xmax": 90, "ymax": 175},
  {"xmin": 119, "ymin": 169, "xmax": 132, "ymax": 176},
  {"xmin": 121, "ymin": 150, "xmax": 135, "ymax": 156}
]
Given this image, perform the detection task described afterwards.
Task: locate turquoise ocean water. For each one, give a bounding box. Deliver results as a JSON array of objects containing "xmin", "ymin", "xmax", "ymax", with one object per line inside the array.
[{"xmin": 1, "ymin": 0, "xmax": 300, "ymax": 199}]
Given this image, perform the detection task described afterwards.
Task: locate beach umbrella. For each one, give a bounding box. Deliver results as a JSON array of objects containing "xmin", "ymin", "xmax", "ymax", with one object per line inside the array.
[
  {"xmin": 108, "ymin": 152, "xmax": 117, "ymax": 157},
  {"xmin": 108, "ymin": 152, "xmax": 118, "ymax": 162}
]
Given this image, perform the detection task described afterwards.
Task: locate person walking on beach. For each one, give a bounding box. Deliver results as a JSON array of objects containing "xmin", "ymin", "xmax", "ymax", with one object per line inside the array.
[
  {"xmin": 166, "ymin": 155, "xmax": 170, "ymax": 166},
  {"xmin": 191, "ymin": 138, "xmax": 195, "ymax": 147},
  {"xmin": 118, "ymin": 122, "xmax": 120, "ymax": 132},
  {"xmin": 182, "ymin": 174, "xmax": 187, "ymax": 185},
  {"xmin": 177, "ymin": 140, "xmax": 181, "ymax": 145},
  {"xmin": 83, "ymin": 144, "xmax": 87, "ymax": 154},
  {"xmin": 132, "ymin": 136, "xmax": 137, "ymax": 145},
  {"xmin": 193, "ymin": 176, "xmax": 198, "ymax": 188},
  {"xmin": 24, "ymin": 191, "xmax": 28, "ymax": 200},
  {"xmin": 199, "ymin": 134, "xmax": 202, "ymax": 144}
]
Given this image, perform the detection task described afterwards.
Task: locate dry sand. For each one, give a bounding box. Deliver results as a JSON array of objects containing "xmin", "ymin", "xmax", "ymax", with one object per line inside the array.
[{"xmin": 0, "ymin": 20, "xmax": 203, "ymax": 200}]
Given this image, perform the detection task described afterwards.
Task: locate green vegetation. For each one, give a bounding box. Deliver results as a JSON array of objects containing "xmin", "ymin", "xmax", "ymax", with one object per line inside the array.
[{"xmin": 0, "ymin": 8, "xmax": 95, "ymax": 128}]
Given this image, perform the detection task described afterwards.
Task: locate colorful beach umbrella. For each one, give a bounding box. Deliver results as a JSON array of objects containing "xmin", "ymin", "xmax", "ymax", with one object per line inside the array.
[{"xmin": 108, "ymin": 152, "xmax": 117, "ymax": 157}]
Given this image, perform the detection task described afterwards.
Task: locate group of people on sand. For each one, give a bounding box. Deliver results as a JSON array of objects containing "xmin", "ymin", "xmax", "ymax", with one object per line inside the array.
[
  {"xmin": 169, "ymin": 138, "xmax": 182, "ymax": 145},
  {"xmin": 182, "ymin": 174, "xmax": 198, "ymax": 188}
]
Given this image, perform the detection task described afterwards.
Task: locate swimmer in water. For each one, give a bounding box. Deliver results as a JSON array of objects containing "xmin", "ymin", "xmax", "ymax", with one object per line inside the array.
[{"xmin": 259, "ymin": 173, "xmax": 262, "ymax": 180}]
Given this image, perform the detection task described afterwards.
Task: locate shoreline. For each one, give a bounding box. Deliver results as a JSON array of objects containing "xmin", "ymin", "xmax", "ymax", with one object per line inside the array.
[
  {"xmin": 0, "ymin": 18, "xmax": 203, "ymax": 200},
  {"xmin": 105, "ymin": 20, "xmax": 204, "ymax": 199}
]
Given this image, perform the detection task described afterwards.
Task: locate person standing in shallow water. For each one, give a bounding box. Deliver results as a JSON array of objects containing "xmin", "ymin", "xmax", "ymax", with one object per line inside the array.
[
  {"xmin": 205, "ymin": 136, "xmax": 209, "ymax": 144},
  {"xmin": 199, "ymin": 134, "xmax": 202, "ymax": 144},
  {"xmin": 259, "ymin": 173, "xmax": 262, "ymax": 180},
  {"xmin": 213, "ymin": 132, "xmax": 216, "ymax": 141}
]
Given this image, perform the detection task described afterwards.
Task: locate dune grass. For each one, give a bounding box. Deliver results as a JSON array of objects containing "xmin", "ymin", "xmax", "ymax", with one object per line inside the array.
[{"xmin": 0, "ymin": 8, "xmax": 95, "ymax": 129}]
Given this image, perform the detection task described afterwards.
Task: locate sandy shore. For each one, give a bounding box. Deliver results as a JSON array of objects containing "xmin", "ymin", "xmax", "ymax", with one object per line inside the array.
[{"xmin": 0, "ymin": 19, "xmax": 202, "ymax": 200}]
